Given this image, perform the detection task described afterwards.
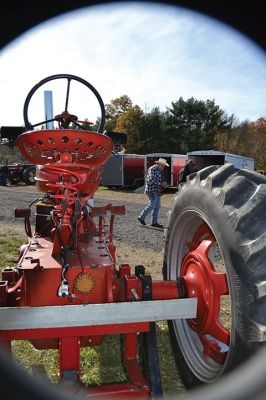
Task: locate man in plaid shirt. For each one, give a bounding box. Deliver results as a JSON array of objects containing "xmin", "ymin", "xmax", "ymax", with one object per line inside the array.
[{"xmin": 138, "ymin": 158, "xmax": 168, "ymax": 228}]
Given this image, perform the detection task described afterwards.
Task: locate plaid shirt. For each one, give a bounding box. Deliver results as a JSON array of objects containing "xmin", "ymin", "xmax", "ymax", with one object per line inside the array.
[{"xmin": 145, "ymin": 165, "xmax": 165, "ymax": 195}]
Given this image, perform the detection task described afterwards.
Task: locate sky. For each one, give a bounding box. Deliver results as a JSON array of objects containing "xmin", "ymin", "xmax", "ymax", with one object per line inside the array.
[{"xmin": 1, "ymin": 1, "xmax": 266, "ymax": 128}]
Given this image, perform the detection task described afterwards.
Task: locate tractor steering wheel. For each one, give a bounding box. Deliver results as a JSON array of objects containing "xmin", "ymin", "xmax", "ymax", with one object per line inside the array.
[{"xmin": 23, "ymin": 74, "xmax": 106, "ymax": 133}]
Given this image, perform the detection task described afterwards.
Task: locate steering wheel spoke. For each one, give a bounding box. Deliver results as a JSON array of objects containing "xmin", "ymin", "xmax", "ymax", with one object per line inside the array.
[
  {"xmin": 31, "ymin": 118, "xmax": 57, "ymax": 128},
  {"xmin": 65, "ymin": 77, "xmax": 71, "ymax": 112}
]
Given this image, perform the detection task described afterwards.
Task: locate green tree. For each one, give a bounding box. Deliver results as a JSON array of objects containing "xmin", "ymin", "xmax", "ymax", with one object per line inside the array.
[
  {"xmin": 140, "ymin": 107, "xmax": 167, "ymax": 153},
  {"xmin": 81, "ymin": 118, "xmax": 94, "ymax": 130},
  {"xmin": 166, "ymin": 97, "xmax": 231, "ymax": 152},
  {"xmin": 89, "ymin": 117, "xmax": 101, "ymax": 132}
]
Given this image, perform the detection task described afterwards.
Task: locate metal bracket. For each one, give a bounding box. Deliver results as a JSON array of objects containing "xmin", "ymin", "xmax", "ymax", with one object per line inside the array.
[{"xmin": 0, "ymin": 298, "xmax": 197, "ymax": 331}]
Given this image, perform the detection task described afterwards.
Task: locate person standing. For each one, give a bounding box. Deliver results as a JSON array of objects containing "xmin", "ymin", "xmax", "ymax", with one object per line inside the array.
[
  {"xmin": 138, "ymin": 158, "xmax": 168, "ymax": 229},
  {"xmin": 178, "ymin": 159, "xmax": 197, "ymax": 185},
  {"xmin": 0, "ymin": 164, "xmax": 9, "ymax": 186}
]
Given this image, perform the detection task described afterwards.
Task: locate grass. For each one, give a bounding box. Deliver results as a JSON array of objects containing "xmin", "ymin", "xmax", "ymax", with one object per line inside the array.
[
  {"xmin": 0, "ymin": 234, "xmax": 26, "ymax": 269},
  {"xmin": 9, "ymin": 325, "xmax": 183, "ymax": 395},
  {"xmin": 0, "ymin": 235, "xmax": 184, "ymax": 396}
]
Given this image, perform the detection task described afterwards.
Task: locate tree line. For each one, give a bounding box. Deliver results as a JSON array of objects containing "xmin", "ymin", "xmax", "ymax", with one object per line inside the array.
[{"xmin": 87, "ymin": 95, "xmax": 266, "ymax": 171}]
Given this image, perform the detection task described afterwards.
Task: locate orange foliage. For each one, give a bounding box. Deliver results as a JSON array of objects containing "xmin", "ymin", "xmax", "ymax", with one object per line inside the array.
[{"xmin": 215, "ymin": 118, "xmax": 266, "ymax": 171}]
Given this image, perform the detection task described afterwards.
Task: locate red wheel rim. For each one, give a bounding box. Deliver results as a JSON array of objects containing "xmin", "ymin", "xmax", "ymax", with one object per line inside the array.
[{"xmin": 181, "ymin": 223, "xmax": 229, "ymax": 364}]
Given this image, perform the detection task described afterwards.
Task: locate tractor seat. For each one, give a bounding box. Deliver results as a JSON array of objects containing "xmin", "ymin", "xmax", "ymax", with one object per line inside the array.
[{"xmin": 16, "ymin": 129, "xmax": 113, "ymax": 167}]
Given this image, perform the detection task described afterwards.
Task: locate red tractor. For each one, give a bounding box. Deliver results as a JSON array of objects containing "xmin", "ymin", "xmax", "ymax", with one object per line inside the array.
[
  {"xmin": 0, "ymin": 74, "xmax": 265, "ymax": 398},
  {"xmin": 6, "ymin": 163, "xmax": 36, "ymax": 185}
]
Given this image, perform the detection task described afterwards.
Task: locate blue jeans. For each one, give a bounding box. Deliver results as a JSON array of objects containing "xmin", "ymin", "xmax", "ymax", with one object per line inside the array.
[
  {"xmin": 0, "ymin": 173, "xmax": 8, "ymax": 186},
  {"xmin": 139, "ymin": 192, "xmax": 161, "ymax": 224}
]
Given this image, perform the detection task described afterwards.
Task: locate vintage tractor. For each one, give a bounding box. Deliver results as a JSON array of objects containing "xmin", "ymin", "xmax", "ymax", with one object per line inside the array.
[
  {"xmin": 6, "ymin": 163, "xmax": 36, "ymax": 185},
  {"xmin": 0, "ymin": 74, "xmax": 265, "ymax": 399},
  {"xmin": 0, "ymin": 126, "xmax": 36, "ymax": 185}
]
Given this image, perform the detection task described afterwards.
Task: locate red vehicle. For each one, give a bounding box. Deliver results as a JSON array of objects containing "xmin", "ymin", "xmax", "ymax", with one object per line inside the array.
[
  {"xmin": 145, "ymin": 152, "xmax": 187, "ymax": 187},
  {"xmin": 5, "ymin": 163, "xmax": 36, "ymax": 185},
  {"xmin": 0, "ymin": 74, "xmax": 265, "ymax": 400},
  {"xmin": 0, "ymin": 127, "xmax": 36, "ymax": 185}
]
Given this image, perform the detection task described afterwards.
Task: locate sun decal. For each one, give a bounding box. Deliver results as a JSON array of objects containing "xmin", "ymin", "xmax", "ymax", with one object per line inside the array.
[{"xmin": 74, "ymin": 273, "xmax": 96, "ymax": 294}]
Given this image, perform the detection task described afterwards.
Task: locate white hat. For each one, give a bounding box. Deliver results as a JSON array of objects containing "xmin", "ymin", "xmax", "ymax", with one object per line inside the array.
[{"xmin": 155, "ymin": 158, "xmax": 169, "ymax": 167}]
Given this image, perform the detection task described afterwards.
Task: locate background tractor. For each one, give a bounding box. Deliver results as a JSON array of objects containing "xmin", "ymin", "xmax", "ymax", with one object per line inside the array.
[
  {"xmin": 0, "ymin": 73, "xmax": 265, "ymax": 399},
  {"xmin": 3, "ymin": 163, "xmax": 36, "ymax": 185},
  {"xmin": 0, "ymin": 126, "xmax": 36, "ymax": 185}
]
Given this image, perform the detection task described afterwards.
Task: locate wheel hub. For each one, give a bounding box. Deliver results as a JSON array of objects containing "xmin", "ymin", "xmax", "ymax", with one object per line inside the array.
[{"xmin": 181, "ymin": 235, "xmax": 230, "ymax": 363}]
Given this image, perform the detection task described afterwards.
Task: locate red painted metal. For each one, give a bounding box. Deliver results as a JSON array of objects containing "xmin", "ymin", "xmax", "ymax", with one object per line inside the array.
[
  {"xmin": 0, "ymin": 281, "xmax": 8, "ymax": 306},
  {"xmin": 0, "ymin": 323, "xmax": 150, "ymax": 341},
  {"xmin": 119, "ymin": 264, "xmax": 131, "ymax": 279},
  {"xmin": 0, "ymin": 77, "xmax": 237, "ymax": 396},
  {"xmin": 0, "ymin": 340, "xmax": 11, "ymax": 354},
  {"xmin": 152, "ymin": 281, "xmax": 179, "ymax": 300},
  {"xmin": 59, "ymin": 336, "xmax": 81, "ymax": 380},
  {"xmin": 172, "ymin": 155, "xmax": 187, "ymax": 186},
  {"xmin": 181, "ymin": 223, "xmax": 229, "ymax": 364},
  {"xmin": 16, "ymin": 130, "xmax": 113, "ymax": 167},
  {"xmin": 123, "ymin": 333, "xmax": 149, "ymax": 388},
  {"xmin": 122, "ymin": 154, "xmax": 145, "ymax": 187},
  {"xmin": 85, "ymin": 383, "xmax": 149, "ymax": 398},
  {"xmin": 125, "ymin": 275, "xmax": 142, "ymax": 301},
  {"xmin": 1, "ymin": 124, "xmax": 186, "ymax": 398}
]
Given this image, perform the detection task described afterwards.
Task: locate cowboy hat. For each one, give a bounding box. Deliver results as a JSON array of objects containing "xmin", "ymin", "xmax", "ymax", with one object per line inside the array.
[{"xmin": 155, "ymin": 158, "xmax": 169, "ymax": 167}]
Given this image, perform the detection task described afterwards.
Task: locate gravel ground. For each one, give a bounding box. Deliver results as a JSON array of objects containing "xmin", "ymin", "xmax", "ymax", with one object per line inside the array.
[
  {"xmin": 109, "ymin": 199, "xmax": 170, "ymax": 252},
  {"xmin": 0, "ymin": 184, "xmax": 174, "ymax": 251},
  {"xmin": 0, "ymin": 183, "xmax": 223, "ymax": 278}
]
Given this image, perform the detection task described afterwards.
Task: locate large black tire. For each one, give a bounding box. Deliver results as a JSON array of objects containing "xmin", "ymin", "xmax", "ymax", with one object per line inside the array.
[
  {"xmin": 119, "ymin": 327, "xmax": 162, "ymax": 398},
  {"xmin": 9, "ymin": 175, "xmax": 21, "ymax": 184},
  {"xmin": 23, "ymin": 166, "xmax": 36, "ymax": 185},
  {"xmin": 163, "ymin": 164, "xmax": 266, "ymax": 388},
  {"xmin": 138, "ymin": 323, "xmax": 163, "ymax": 398}
]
